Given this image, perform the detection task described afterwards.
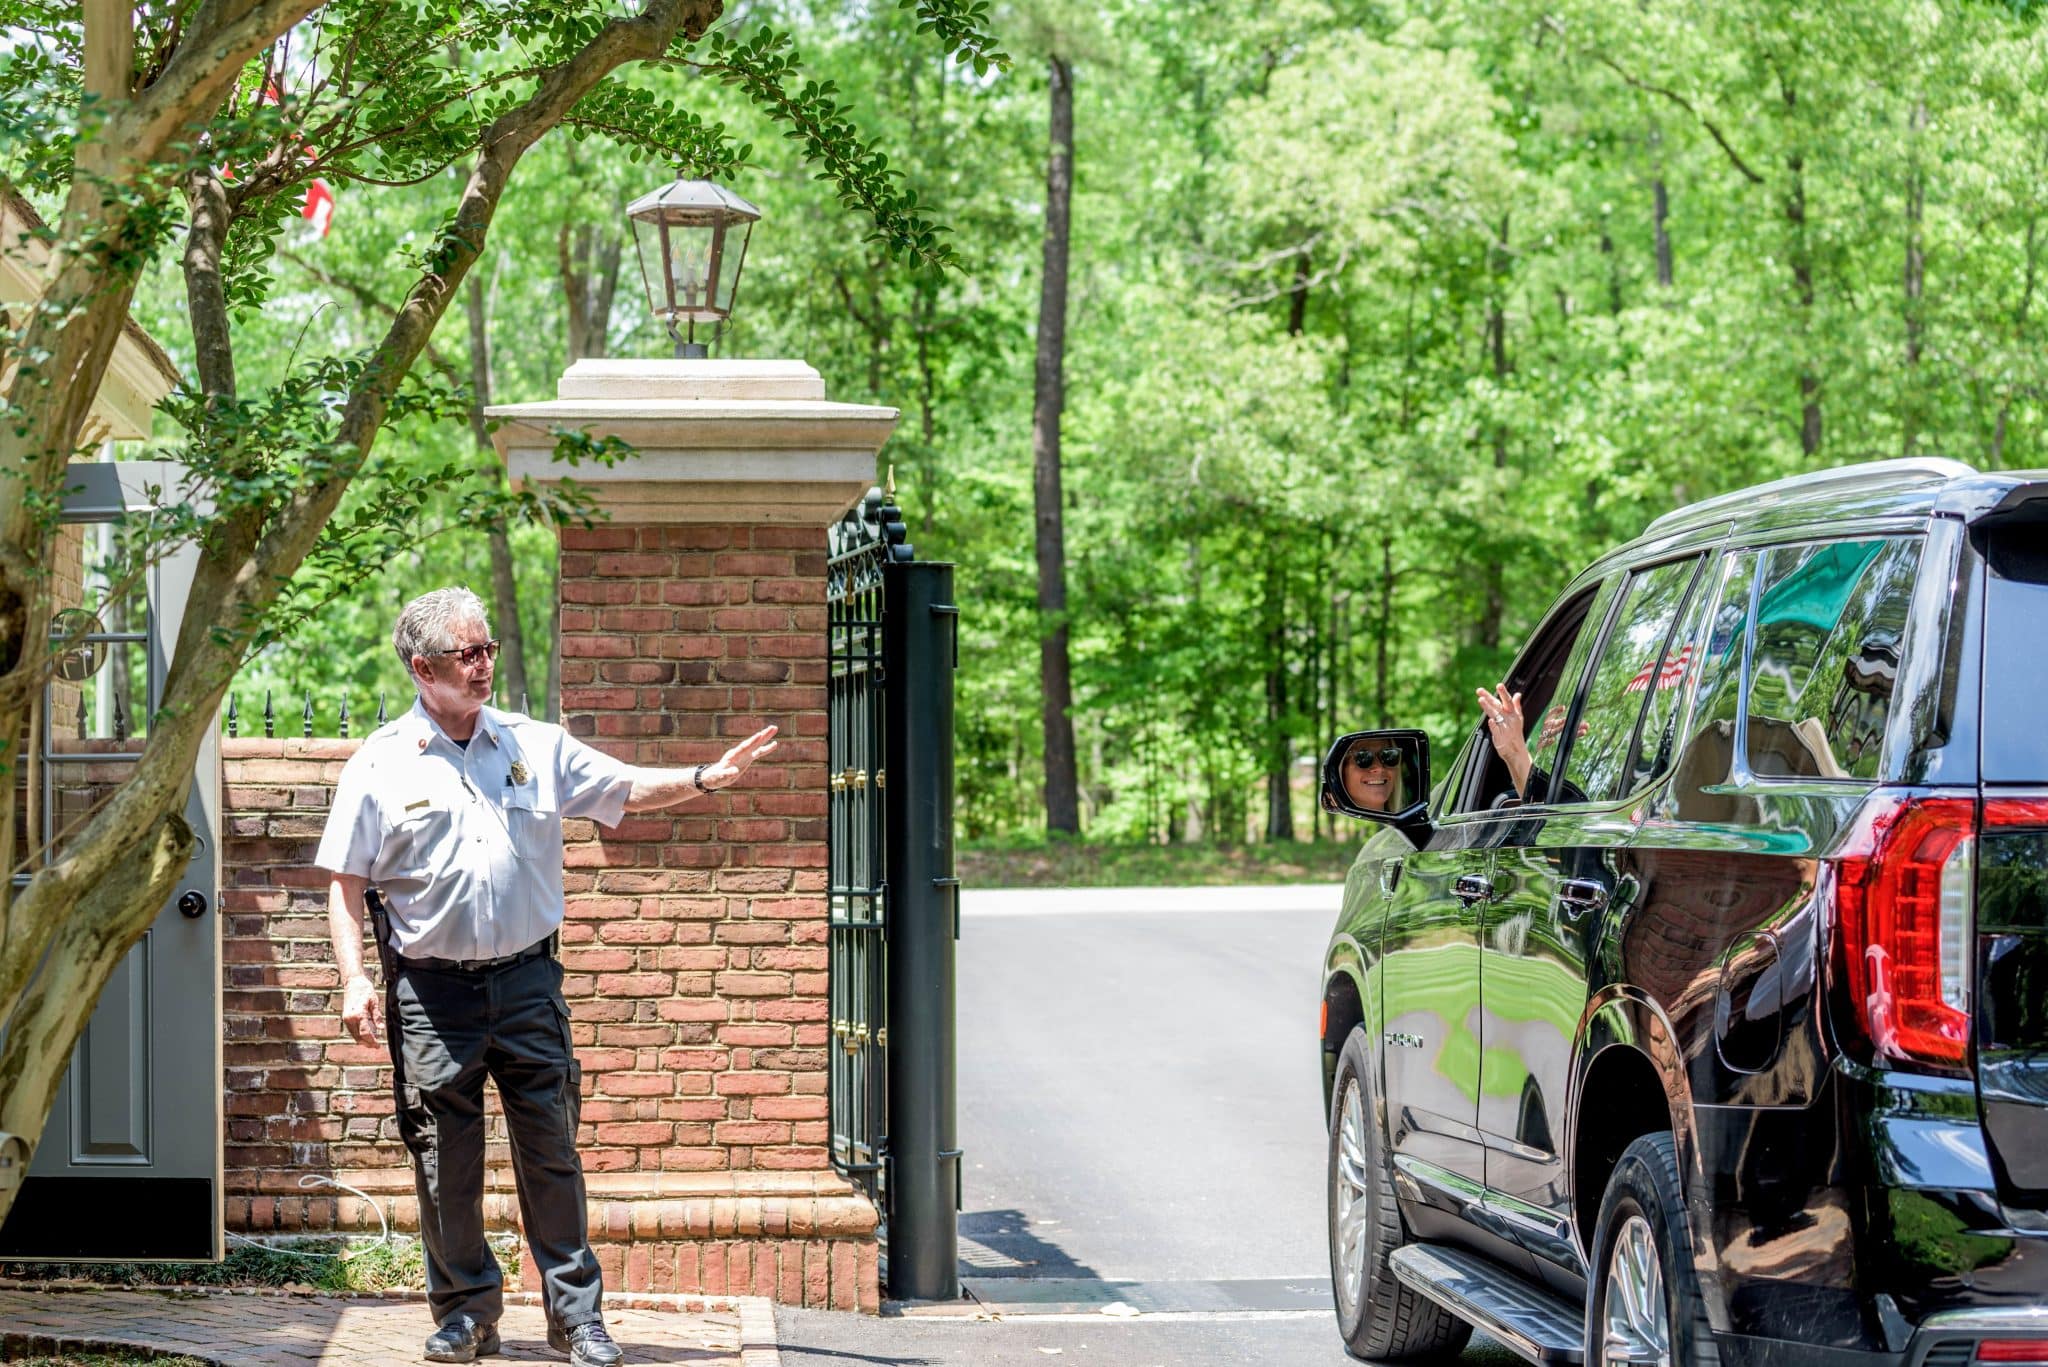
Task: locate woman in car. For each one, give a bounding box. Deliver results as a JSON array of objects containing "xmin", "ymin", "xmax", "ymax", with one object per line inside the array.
[{"xmin": 1341, "ymin": 741, "xmax": 1406, "ymax": 812}]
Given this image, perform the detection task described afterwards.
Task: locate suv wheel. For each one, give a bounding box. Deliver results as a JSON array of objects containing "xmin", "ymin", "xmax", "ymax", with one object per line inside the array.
[
  {"xmin": 1588, "ymin": 1132, "xmax": 1718, "ymax": 1366},
  {"xmin": 1327, "ymin": 1026, "xmax": 1470, "ymax": 1361}
]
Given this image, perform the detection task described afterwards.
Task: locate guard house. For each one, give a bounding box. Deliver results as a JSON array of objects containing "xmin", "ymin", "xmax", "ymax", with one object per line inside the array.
[{"xmin": 0, "ymin": 188, "xmax": 218, "ymax": 1259}]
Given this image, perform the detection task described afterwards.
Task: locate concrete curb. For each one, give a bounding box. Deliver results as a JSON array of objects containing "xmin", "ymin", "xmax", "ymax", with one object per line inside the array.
[{"xmin": 737, "ymin": 1296, "xmax": 781, "ymax": 1367}]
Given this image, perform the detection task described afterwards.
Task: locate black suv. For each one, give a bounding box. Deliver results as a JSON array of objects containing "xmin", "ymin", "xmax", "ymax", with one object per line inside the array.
[{"xmin": 1318, "ymin": 459, "xmax": 2048, "ymax": 1365}]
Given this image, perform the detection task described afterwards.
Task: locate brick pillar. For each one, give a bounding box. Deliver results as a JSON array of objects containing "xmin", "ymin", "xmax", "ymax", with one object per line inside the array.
[{"xmin": 490, "ymin": 359, "xmax": 896, "ymax": 1311}]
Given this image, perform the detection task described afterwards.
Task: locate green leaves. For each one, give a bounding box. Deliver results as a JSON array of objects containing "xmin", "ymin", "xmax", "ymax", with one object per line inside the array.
[
  {"xmin": 897, "ymin": 0, "xmax": 1011, "ymax": 77},
  {"xmin": 562, "ymin": 83, "xmax": 737, "ymax": 174},
  {"xmin": 698, "ymin": 25, "xmax": 962, "ymax": 270}
]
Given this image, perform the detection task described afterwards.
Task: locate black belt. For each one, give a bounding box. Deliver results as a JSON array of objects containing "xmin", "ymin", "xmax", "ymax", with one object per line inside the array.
[{"xmin": 396, "ymin": 940, "xmax": 552, "ymax": 975}]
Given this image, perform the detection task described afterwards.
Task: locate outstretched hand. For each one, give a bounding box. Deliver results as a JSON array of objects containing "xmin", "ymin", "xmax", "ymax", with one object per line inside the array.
[
  {"xmin": 703, "ymin": 724, "xmax": 779, "ymax": 790},
  {"xmin": 1475, "ymin": 683, "xmax": 1524, "ymax": 744},
  {"xmin": 1475, "ymin": 683, "xmax": 1535, "ymax": 795}
]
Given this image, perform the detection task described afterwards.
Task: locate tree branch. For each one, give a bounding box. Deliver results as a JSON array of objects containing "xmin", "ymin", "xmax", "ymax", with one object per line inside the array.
[
  {"xmin": 182, "ymin": 165, "xmax": 236, "ymax": 403},
  {"xmin": 117, "ymin": 0, "xmax": 326, "ymax": 167},
  {"xmin": 1586, "ymin": 49, "xmax": 1765, "ymax": 186}
]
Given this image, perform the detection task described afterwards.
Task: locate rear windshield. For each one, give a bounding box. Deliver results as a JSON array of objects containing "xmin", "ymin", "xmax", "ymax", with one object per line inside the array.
[{"xmin": 1984, "ymin": 527, "xmax": 2048, "ymax": 783}]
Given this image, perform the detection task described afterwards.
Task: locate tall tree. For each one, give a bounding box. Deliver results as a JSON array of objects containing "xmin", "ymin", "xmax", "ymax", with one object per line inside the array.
[
  {"xmin": 1031, "ymin": 51, "xmax": 1080, "ymax": 835},
  {"xmin": 464, "ymin": 268, "xmax": 533, "ymax": 713}
]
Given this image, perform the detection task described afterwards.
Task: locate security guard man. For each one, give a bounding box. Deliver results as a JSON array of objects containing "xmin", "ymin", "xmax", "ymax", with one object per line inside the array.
[{"xmin": 317, "ymin": 588, "xmax": 777, "ymax": 1365}]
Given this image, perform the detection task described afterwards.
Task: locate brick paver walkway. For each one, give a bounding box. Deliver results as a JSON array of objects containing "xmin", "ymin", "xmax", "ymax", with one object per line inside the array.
[{"xmin": 0, "ymin": 1288, "xmax": 778, "ymax": 1366}]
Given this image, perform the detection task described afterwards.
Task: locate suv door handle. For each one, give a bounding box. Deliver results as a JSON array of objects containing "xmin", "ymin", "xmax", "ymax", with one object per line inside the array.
[
  {"xmin": 1556, "ymin": 879, "xmax": 1609, "ymax": 919},
  {"xmin": 1453, "ymin": 874, "xmax": 1494, "ymax": 905}
]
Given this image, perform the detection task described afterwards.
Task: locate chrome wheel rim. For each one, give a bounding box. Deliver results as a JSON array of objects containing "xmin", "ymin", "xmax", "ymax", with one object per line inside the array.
[
  {"xmin": 1600, "ymin": 1213, "xmax": 1671, "ymax": 1366},
  {"xmin": 1331, "ymin": 1075, "xmax": 1371, "ymax": 1319}
]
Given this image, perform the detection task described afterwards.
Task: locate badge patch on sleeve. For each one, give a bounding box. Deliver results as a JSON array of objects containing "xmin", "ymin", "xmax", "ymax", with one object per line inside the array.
[{"xmin": 405, "ymin": 799, "xmax": 431, "ymax": 812}]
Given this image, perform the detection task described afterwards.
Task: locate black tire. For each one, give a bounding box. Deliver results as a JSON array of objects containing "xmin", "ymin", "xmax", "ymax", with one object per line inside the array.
[
  {"xmin": 1327, "ymin": 1026, "xmax": 1471, "ymax": 1362},
  {"xmin": 1586, "ymin": 1132, "xmax": 1719, "ymax": 1367}
]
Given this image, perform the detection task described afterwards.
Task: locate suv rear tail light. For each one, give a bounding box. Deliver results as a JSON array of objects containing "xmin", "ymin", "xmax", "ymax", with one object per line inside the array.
[
  {"xmin": 1977, "ymin": 1342, "xmax": 2048, "ymax": 1363},
  {"xmin": 1828, "ymin": 796, "xmax": 1975, "ymax": 1071}
]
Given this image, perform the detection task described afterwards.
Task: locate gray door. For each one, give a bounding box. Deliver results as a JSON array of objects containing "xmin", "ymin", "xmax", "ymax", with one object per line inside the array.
[{"xmin": 0, "ymin": 461, "xmax": 222, "ymax": 1261}]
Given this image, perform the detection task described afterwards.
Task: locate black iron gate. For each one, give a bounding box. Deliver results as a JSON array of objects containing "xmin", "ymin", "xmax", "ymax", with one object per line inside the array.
[{"xmin": 826, "ymin": 486, "xmax": 959, "ymax": 1301}]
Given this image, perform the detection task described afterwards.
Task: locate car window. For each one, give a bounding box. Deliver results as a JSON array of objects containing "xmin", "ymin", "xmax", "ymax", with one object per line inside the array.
[
  {"xmin": 1626, "ymin": 556, "xmax": 1719, "ymax": 796},
  {"xmin": 1668, "ymin": 550, "xmax": 1760, "ymax": 820},
  {"xmin": 1555, "ymin": 556, "xmax": 1703, "ymax": 805},
  {"xmin": 1746, "ymin": 537, "xmax": 1922, "ymax": 781},
  {"xmin": 1458, "ymin": 579, "xmax": 1614, "ymax": 815},
  {"xmin": 1521, "ymin": 583, "xmax": 1618, "ymax": 803},
  {"xmin": 1433, "ymin": 728, "xmax": 1479, "ymax": 817}
]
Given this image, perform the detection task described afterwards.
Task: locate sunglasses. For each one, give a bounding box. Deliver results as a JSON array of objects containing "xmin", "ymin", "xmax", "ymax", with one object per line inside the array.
[
  {"xmin": 1350, "ymin": 746, "xmax": 1403, "ymax": 770},
  {"xmin": 431, "ymin": 640, "xmax": 501, "ymax": 668}
]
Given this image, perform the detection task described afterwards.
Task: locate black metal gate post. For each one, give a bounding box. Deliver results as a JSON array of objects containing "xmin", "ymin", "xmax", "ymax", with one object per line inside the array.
[{"xmin": 882, "ymin": 559, "xmax": 959, "ymax": 1302}]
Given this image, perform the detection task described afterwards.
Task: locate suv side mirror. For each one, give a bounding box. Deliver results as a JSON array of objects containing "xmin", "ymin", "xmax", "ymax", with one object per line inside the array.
[{"xmin": 1321, "ymin": 729, "xmax": 1433, "ymax": 843}]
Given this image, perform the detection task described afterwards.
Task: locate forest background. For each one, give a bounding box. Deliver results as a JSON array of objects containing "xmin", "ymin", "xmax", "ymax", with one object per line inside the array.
[{"xmin": 101, "ymin": 0, "xmax": 2048, "ymax": 851}]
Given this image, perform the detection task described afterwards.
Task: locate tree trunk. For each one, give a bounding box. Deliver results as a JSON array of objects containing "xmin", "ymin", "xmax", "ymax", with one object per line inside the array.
[
  {"xmin": 1287, "ymin": 247, "xmax": 1310, "ymax": 336},
  {"xmin": 1479, "ymin": 214, "xmax": 1511, "ymax": 651},
  {"xmin": 465, "ymin": 272, "xmax": 532, "ymax": 710},
  {"xmin": 1263, "ymin": 553, "xmax": 1294, "ymax": 843},
  {"xmin": 1782, "ymin": 77, "xmax": 1822, "ymax": 458},
  {"xmin": 1649, "ymin": 122, "xmax": 1673, "ymax": 288},
  {"xmin": 1902, "ymin": 99, "xmax": 1927, "ymax": 455},
  {"xmin": 914, "ymin": 274, "xmax": 938, "ymax": 445},
  {"xmin": 560, "ymin": 224, "xmax": 623, "ymax": 364},
  {"xmin": 1032, "ymin": 52, "xmax": 1081, "ymax": 836},
  {"xmin": 1375, "ymin": 533, "xmax": 1394, "ymax": 729},
  {"xmin": 1600, "ymin": 226, "xmax": 1622, "ymax": 316},
  {"xmin": 1994, "ymin": 215, "xmax": 2038, "ymax": 468}
]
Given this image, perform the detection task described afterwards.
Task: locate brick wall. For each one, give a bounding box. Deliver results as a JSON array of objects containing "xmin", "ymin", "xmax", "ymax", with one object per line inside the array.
[
  {"xmin": 554, "ymin": 522, "xmax": 833, "ymax": 1177},
  {"xmin": 215, "ymin": 522, "xmax": 877, "ymax": 1308}
]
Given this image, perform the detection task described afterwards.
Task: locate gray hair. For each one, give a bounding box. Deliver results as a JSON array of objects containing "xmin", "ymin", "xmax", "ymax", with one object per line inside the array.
[{"xmin": 393, "ymin": 587, "xmax": 489, "ymax": 681}]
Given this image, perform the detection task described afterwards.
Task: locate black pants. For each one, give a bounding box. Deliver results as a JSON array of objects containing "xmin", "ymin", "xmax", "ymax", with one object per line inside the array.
[{"xmin": 388, "ymin": 952, "xmax": 602, "ymax": 1331}]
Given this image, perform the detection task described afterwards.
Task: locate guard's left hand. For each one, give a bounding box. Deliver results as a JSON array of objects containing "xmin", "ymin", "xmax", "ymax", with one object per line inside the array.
[{"xmin": 703, "ymin": 725, "xmax": 779, "ymax": 790}]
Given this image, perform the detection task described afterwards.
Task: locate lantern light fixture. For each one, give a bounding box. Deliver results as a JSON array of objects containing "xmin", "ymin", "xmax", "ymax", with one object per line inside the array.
[{"xmin": 626, "ymin": 177, "xmax": 761, "ymax": 359}]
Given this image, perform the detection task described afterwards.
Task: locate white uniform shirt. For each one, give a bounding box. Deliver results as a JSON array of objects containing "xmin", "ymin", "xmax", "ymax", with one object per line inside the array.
[{"xmin": 315, "ymin": 700, "xmax": 635, "ymax": 961}]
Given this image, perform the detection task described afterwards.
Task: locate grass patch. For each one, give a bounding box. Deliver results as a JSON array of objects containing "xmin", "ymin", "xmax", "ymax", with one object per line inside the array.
[
  {"xmin": 0, "ymin": 1234, "xmax": 517, "ymax": 1295},
  {"xmin": 958, "ymin": 838, "xmax": 1360, "ymax": 889}
]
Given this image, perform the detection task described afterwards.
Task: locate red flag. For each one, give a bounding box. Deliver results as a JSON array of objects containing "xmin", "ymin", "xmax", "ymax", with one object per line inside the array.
[{"xmin": 302, "ymin": 179, "xmax": 335, "ymax": 237}]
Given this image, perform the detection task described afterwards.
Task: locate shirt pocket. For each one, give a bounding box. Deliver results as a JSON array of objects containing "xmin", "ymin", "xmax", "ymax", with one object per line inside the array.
[
  {"xmin": 501, "ymin": 786, "xmax": 559, "ymax": 861},
  {"xmin": 384, "ymin": 805, "xmax": 452, "ymax": 880}
]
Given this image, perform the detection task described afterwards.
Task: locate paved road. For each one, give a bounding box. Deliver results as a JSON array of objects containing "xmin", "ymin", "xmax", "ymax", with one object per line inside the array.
[{"xmin": 773, "ymin": 883, "xmax": 1518, "ymax": 1366}]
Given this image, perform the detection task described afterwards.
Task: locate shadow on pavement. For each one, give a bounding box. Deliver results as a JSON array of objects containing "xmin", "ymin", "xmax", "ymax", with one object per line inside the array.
[{"xmin": 952, "ymin": 1207, "xmax": 1098, "ymax": 1281}]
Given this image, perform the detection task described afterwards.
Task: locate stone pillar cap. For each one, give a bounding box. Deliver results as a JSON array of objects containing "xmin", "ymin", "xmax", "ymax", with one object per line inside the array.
[{"xmin": 487, "ymin": 358, "xmax": 898, "ymax": 525}]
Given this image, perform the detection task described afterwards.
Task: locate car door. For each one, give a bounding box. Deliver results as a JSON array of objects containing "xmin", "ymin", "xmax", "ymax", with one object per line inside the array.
[
  {"xmin": 1476, "ymin": 553, "xmax": 1708, "ymax": 1281},
  {"xmin": 1380, "ymin": 579, "xmax": 1613, "ymax": 1254}
]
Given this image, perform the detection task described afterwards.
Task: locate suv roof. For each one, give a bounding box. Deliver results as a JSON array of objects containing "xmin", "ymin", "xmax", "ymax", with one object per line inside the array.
[
  {"xmin": 1605, "ymin": 457, "xmax": 2048, "ymax": 561},
  {"xmin": 1642, "ymin": 457, "xmax": 1976, "ymax": 540}
]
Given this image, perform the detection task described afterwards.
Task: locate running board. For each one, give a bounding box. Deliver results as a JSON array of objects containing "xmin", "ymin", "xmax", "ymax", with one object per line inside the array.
[{"xmin": 1388, "ymin": 1243, "xmax": 1585, "ymax": 1365}]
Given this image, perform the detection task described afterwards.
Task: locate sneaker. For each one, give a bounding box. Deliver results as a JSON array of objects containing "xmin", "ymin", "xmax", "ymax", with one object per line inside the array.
[
  {"xmin": 423, "ymin": 1314, "xmax": 500, "ymax": 1363},
  {"xmin": 548, "ymin": 1320, "xmax": 624, "ymax": 1367}
]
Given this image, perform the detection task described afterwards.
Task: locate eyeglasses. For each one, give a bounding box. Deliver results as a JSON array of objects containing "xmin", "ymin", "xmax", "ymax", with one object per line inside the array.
[
  {"xmin": 431, "ymin": 640, "xmax": 500, "ymax": 668},
  {"xmin": 1351, "ymin": 746, "xmax": 1403, "ymax": 770}
]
